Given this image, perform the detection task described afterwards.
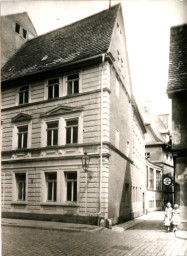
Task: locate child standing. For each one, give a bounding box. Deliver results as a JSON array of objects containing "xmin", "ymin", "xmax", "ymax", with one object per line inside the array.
[
  {"xmin": 164, "ymin": 202, "xmax": 172, "ymax": 232},
  {"xmin": 171, "ymin": 204, "xmax": 181, "ymax": 233}
]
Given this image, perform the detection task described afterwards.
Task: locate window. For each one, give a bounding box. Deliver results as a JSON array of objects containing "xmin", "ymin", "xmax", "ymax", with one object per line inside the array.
[
  {"xmin": 15, "ymin": 23, "xmax": 20, "ymax": 34},
  {"xmin": 115, "ymin": 129, "xmax": 119, "ymax": 148},
  {"xmin": 19, "ymin": 86, "xmax": 29, "ymax": 104},
  {"xmin": 149, "ymin": 168, "xmax": 154, "ymax": 190},
  {"xmin": 16, "ymin": 173, "xmax": 26, "ymax": 201},
  {"xmin": 156, "ymin": 170, "xmax": 162, "ymax": 190},
  {"xmin": 145, "ymin": 152, "xmax": 150, "ymax": 159},
  {"xmin": 18, "ymin": 125, "xmax": 28, "ymax": 149},
  {"xmin": 67, "ymin": 74, "xmax": 79, "ymax": 95},
  {"xmin": 46, "ymin": 173, "xmax": 57, "ymax": 201},
  {"xmin": 48, "ymin": 79, "xmax": 59, "ymax": 99},
  {"xmin": 66, "ymin": 172, "xmax": 77, "ymax": 202},
  {"xmin": 23, "ymin": 28, "xmax": 27, "ymax": 39},
  {"xmin": 66, "ymin": 119, "xmax": 78, "ymax": 144},
  {"xmin": 47, "ymin": 122, "xmax": 58, "ymax": 146}
]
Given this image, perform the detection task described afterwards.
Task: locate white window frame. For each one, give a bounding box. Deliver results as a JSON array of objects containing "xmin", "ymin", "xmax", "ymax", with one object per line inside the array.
[
  {"xmin": 41, "ymin": 169, "xmax": 79, "ymax": 205},
  {"xmin": 12, "ymin": 171, "xmax": 28, "ymax": 202},
  {"xmin": 64, "ymin": 71, "xmax": 82, "ymax": 96},
  {"xmin": 12, "ymin": 121, "xmax": 32, "ymax": 150},
  {"xmin": 65, "ymin": 172, "xmax": 78, "ymax": 202},
  {"xmin": 65, "ymin": 119, "xmax": 79, "ymax": 144},
  {"xmin": 46, "ymin": 121, "xmax": 59, "ymax": 146},
  {"xmin": 45, "ymin": 172, "xmax": 57, "ymax": 202},
  {"xmin": 17, "ymin": 125, "xmax": 28, "ymax": 149}
]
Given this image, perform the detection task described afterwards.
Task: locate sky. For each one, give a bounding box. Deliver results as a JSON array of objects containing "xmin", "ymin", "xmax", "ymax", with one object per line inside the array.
[{"xmin": 1, "ymin": 0, "xmax": 187, "ymax": 116}]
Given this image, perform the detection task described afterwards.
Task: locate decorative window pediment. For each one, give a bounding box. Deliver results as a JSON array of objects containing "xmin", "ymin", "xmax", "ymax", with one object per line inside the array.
[
  {"xmin": 40, "ymin": 105, "xmax": 83, "ymax": 118},
  {"xmin": 12, "ymin": 113, "xmax": 32, "ymax": 123}
]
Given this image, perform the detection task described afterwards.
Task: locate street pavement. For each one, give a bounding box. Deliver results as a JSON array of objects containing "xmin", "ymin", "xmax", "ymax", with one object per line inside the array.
[{"xmin": 2, "ymin": 211, "xmax": 187, "ymax": 256}]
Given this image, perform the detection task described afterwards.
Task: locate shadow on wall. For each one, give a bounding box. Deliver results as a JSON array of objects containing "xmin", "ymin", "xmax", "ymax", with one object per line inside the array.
[{"xmin": 118, "ymin": 161, "xmax": 133, "ymax": 223}]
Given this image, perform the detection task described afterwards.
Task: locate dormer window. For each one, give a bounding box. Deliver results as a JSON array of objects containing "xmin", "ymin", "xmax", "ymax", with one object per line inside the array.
[
  {"xmin": 48, "ymin": 79, "xmax": 59, "ymax": 99},
  {"xmin": 67, "ymin": 74, "xmax": 79, "ymax": 95},
  {"xmin": 15, "ymin": 23, "xmax": 20, "ymax": 34},
  {"xmin": 23, "ymin": 28, "xmax": 27, "ymax": 39},
  {"xmin": 19, "ymin": 86, "xmax": 29, "ymax": 105}
]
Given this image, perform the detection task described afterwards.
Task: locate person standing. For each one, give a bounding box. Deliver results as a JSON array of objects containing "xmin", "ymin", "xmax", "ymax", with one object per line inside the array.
[
  {"xmin": 164, "ymin": 202, "xmax": 172, "ymax": 232},
  {"xmin": 171, "ymin": 204, "xmax": 181, "ymax": 233}
]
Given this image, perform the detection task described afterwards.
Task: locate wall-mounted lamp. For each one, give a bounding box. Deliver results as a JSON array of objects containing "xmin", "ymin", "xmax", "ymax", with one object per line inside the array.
[{"xmin": 81, "ymin": 151, "xmax": 90, "ymax": 172}]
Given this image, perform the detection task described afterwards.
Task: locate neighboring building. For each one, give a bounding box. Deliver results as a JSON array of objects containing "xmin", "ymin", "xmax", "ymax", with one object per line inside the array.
[
  {"xmin": 167, "ymin": 24, "xmax": 187, "ymax": 229},
  {"xmin": 1, "ymin": 12, "xmax": 37, "ymax": 66},
  {"xmin": 146, "ymin": 159, "xmax": 163, "ymax": 212},
  {"xmin": 139, "ymin": 102, "xmax": 174, "ymax": 211},
  {"xmin": 1, "ymin": 4, "xmax": 146, "ymax": 225}
]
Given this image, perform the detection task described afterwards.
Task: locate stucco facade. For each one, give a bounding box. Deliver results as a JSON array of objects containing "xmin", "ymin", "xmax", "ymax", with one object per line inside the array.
[{"xmin": 1, "ymin": 4, "xmax": 146, "ymax": 225}]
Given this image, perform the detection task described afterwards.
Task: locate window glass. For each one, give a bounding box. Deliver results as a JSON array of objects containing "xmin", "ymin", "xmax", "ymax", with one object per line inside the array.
[
  {"xmin": 67, "ymin": 74, "xmax": 79, "ymax": 95},
  {"xmin": 18, "ymin": 126, "xmax": 28, "ymax": 149},
  {"xmin": 46, "ymin": 172, "xmax": 57, "ymax": 202},
  {"xmin": 47, "ymin": 122, "xmax": 58, "ymax": 146},
  {"xmin": 66, "ymin": 119, "xmax": 78, "ymax": 144},
  {"xmin": 19, "ymin": 86, "xmax": 29, "ymax": 105},
  {"xmin": 48, "ymin": 79, "xmax": 59, "ymax": 99},
  {"xmin": 16, "ymin": 173, "xmax": 26, "ymax": 201},
  {"xmin": 66, "ymin": 172, "xmax": 77, "ymax": 202}
]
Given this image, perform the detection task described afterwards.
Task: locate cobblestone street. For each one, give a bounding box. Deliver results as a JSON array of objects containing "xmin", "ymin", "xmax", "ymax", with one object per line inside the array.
[{"xmin": 2, "ymin": 212, "xmax": 187, "ymax": 256}]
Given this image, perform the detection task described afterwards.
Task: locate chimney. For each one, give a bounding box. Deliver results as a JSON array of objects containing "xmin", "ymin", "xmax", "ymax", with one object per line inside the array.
[{"xmin": 158, "ymin": 114, "xmax": 169, "ymax": 129}]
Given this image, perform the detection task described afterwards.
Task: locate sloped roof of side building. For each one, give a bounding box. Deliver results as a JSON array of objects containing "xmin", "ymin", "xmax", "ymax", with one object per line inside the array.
[
  {"xmin": 2, "ymin": 4, "xmax": 120, "ymax": 82},
  {"xmin": 167, "ymin": 24, "xmax": 187, "ymax": 93}
]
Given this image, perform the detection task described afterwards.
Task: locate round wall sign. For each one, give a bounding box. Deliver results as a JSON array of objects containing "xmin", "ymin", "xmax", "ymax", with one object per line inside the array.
[{"xmin": 163, "ymin": 177, "xmax": 172, "ymax": 186}]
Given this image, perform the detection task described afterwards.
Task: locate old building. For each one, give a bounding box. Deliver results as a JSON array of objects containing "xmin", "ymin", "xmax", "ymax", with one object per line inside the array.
[
  {"xmin": 1, "ymin": 12, "xmax": 37, "ymax": 66},
  {"xmin": 1, "ymin": 4, "xmax": 146, "ymax": 225},
  {"xmin": 167, "ymin": 24, "xmax": 187, "ymax": 229},
  {"xmin": 139, "ymin": 102, "xmax": 174, "ymax": 212}
]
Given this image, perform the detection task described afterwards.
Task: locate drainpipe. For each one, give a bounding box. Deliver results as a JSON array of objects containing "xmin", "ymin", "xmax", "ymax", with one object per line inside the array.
[{"xmin": 98, "ymin": 54, "xmax": 105, "ymax": 216}]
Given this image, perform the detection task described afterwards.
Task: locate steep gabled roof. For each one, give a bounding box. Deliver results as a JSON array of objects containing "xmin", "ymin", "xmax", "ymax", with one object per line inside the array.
[
  {"xmin": 167, "ymin": 24, "xmax": 187, "ymax": 93},
  {"xmin": 2, "ymin": 4, "xmax": 120, "ymax": 82}
]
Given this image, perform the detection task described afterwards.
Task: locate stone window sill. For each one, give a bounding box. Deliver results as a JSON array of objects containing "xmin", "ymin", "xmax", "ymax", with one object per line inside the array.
[
  {"xmin": 40, "ymin": 202, "xmax": 79, "ymax": 207},
  {"xmin": 11, "ymin": 201, "xmax": 27, "ymax": 205}
]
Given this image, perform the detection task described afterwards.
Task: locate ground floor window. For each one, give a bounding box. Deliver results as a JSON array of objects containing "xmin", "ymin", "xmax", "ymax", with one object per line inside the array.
[
  {"xmin": 16, "ymin": 173, "xmax": 26, "ymax": 201},
  {"xmin": 46, "ymin": 172, "xmax": 57, "ymax": 201},
  {"xmin": 149, "ymin": 200, "xmax": 154, "ymax": 208},
  {"xmin": 66, "ymin": 172, "xmax": 77, "ymax": 202}
]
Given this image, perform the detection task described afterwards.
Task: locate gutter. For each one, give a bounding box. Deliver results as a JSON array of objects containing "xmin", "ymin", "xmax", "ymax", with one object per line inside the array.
[
  {"xmin": 2, "ymin": 54, "xmax": 106, "ymax": 85},
  {"xmin": 98, "ymin": 53, "xmax": 105, "ymax": 216}
]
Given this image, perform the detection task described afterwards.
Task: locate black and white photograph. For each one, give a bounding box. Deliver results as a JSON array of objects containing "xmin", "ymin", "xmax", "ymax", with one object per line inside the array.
[{"xmin": 1, "ymin": 0, "xmax": 187, "ymax": 255}]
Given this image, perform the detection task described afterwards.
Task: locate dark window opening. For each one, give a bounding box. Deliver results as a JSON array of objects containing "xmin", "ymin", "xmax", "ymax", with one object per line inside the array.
[
  {"xmin": 19, "ymin": 86, "xmax": 29, "ymax": 105},
  {"xmin": 48, "ymin": 79, "xmax": 59, "ymax": 99},
  {"xmin": 47, "ymin": 122, "xmax": 58, "ymax": 146},
  {"xmin": 46, "ymin": 173, "xmax": 57, "ymax": 202},
  {"xmin": 66, "ymin": 119, "xmax": 78, "ymax": 144},
  {"xmin": 67, "ymin": 74, "xmax": 79, "ymax": 95},
  {"xmin": 23, "ymin": 28, "xmax": 27, "ymax": 39},
  {"xmin": 66, "ymin": 172, "xmax": 77, "ymax": 202},
  {"xmin": 18, "ymin": 126, "xmax": 28, "ymax": 149},
  {"xmin": 16, "ymin": 173, "xmax": 26, "ymax": 201},
  {"xmin": 15, "ymin": 23, "xmax": 20, "ymax": 34}
]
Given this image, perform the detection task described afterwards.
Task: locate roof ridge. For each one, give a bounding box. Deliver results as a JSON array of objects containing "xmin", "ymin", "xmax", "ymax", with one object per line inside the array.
[
  {"xmin": 27, "ymin": 3, "xmax": 120, "ymax": 43},
  {"xmin": 1, "ymin": 12, "xmax": 27, "ymax": 17}
]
